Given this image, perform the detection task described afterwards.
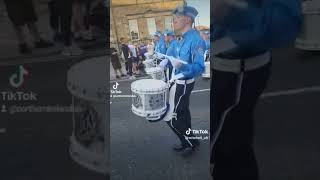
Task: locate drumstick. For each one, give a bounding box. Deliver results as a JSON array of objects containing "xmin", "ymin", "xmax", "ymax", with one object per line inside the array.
[{"xmin": 155, "ymin": 52, "xmax": 188, "ymax": 65}]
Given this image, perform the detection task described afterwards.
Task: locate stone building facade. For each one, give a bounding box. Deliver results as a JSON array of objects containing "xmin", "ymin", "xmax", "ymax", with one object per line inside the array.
[{"xmin": 110, "ymin": 0, "xmax": 185, "ymax": 49}]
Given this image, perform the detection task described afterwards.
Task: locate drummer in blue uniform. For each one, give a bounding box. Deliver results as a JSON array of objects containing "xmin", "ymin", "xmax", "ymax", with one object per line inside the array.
[
  {"xmin": 210, "ymin": 0, "xmax": 301, "ymax": 179},
  {"xmin": 162, "ymin": 4, "xmax": 206, "ymax": 156},
  {"xmin": 200, "ymin": 30, "xmax": 210, "ymax": 51},
  {"xmin": 159, "ymin": 29, "xmax": 177, "ymax": 81},
  {"xmin": 153, "ymin": 31, "xmax": 167, "ymax": 54}
]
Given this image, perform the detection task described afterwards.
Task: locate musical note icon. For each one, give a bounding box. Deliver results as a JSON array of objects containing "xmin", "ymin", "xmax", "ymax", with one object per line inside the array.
[{"xmin": 9, "ymin": 65, "xmax": 29, "ymax": 88}]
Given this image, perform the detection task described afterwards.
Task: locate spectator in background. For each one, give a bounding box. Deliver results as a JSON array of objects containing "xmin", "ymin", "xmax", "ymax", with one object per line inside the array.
[
  {"xmin": 4, "ymin": 0, "xmax": 53, "ymax": 54},
  {"xmin": 110, "ymin": 48, "xmax": 126, "ymax": 79},
  {"xmin": 48, "ymin": 0, "xmax": 83, "ymax": 56},
  {"xmin": 128, "ymin": 42, "xmax": 138, "ymax": 75},
  {"xmin": 120, "ymin": 37, "xmax": 134, "ymax": 79},
  {"xmin": 138, "ymin": 42, "xmax": 147, "ymax": 60}
]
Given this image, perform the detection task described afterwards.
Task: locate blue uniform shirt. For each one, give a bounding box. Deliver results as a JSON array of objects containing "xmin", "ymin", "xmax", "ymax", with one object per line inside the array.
[
  {"xmin": 165, "ymin": 38, "xmax": 178, "ymax": 70},
  {"xmin": 174, "ymin": 29, "xmax": 206, "ymax": 79},
  {"xmin": 212, "ymin": 0, "xmax": 301, "ymax": 52},
  {"xmin": 154, "ymin": 36, "xmax": 167, "ymax": 54}
]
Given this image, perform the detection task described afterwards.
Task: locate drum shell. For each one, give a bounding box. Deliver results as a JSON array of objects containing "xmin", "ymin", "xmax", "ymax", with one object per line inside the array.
[
  {"xmin": 145, "ymin": 67, "xmax": 165, "ymax": 80},
  {"xmin": 295, "ymin": 1, "xmax": 320, "ymax": 50},
  {"xmin": 131, "ymin": 79, "xmax": 168, "ymax": 120},
  {"xmin": 67, "ymin": 57, "xmax": 108, "ymax": 174}
]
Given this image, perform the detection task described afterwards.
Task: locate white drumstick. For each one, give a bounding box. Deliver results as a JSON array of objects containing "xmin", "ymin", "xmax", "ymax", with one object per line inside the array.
[{"xmin": 155, "ymin": 52, "xmax": 188, "ymax": 65}]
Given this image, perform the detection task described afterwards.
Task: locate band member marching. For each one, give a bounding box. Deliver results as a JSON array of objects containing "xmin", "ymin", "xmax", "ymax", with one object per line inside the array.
[
  {"xmin": 160, "ymin": 5, "xmax": 206, "ymax": 156},
  {"xmin": 153, "ymin": 31, "xmax": 167, "ymax": 55},
  {"xmin": 210, "ymin": 0, "xmax": 301, "ymax": 179},
  {"xmin": 159, "ymin": 29, "xmax": 177, "ymax": 81}
]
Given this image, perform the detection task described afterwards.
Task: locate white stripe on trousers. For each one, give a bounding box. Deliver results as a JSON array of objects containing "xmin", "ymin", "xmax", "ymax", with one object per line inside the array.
[
  {"xmin": 210, "ymin": 70, "xmax": 244, "ymax": 175},
  {"xmin": 169, "ymin": 81, "xmax": 194, "ymax": 147}
]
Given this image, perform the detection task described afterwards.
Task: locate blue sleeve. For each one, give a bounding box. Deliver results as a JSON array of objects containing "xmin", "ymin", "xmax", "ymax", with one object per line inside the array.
[
  {"xmin": 179, "ymin": 39, "xmax": 206, "ymax": 78},
  {"xmin": 230, "ymin": 0, "xmax": 301, "ymax": 50}
]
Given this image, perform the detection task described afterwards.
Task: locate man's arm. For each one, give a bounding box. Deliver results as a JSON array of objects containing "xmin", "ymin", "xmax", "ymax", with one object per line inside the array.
[{"xmin": 178, "ymin": 40, "xmax": 206, "ymax": 78}]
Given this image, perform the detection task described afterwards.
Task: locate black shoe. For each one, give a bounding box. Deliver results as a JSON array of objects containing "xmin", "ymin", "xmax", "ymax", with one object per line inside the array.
[
  {"xmin": 121, "ymin": 74, "xmax": 126, "ymax": 77},
  {"xmin": 116, "ymin": 75, "xmax": 120, "ymax": 79},
  {"xmin": 35, "ymin": 39, "xmax": 54, "ymax": 48},
  {"xmin": 19, "ymin": 43, "xmax": 31, "ymax": 54}
]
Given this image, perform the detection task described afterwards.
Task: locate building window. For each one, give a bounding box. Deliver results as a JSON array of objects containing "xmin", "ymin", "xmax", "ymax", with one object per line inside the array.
[
  {"xmin": 164, "ymin": 16, "xmax": 173, "ymax": 30},
  {"xmin": 128, "ymin": 19, "xmax": 139, "ymax": 40},
  {"xmin": 147, "ymin": 18, "xmax": 156, "ymax": 36}
]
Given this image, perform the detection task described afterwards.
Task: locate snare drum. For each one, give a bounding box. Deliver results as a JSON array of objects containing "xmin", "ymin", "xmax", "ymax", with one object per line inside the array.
[
  {"xmin": 202, "ymin": 61, "xmax": 211, "ymax": 78},
  {"xmin": 143, "ymin": 59, "xmax": 156, "ymax": 69},
  {"xmin": 295, "ymin": 1, "xmax": 320, "ymax": 50},
  {"xmin": 145, "ymin": 67, "xmax": 165, "ymax": 80},
  {"xmin": 67, "ymin": 57, "xmax": 108, "ymax": 174},
  {"xmin": 144, "ymin": 52, "xmax": 153, "ymax": 59},
  {"xmin": 131, "ymin": 79, "xmax": 168, "ymax": 121}
]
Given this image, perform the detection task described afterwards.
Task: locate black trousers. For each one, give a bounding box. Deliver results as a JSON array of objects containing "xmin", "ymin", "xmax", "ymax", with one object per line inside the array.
[
  {"xmin": 126, "ymin": 60, "xmax": 133, "ymax": 76},
  {"xmin": 167, "ymin": 81, "xmax": 198, "ymax": 147},
  {"xmin": 210, "ymin": 62, "xmax": 271, "ymax": 179},
  {"xmin": 49, "ymin": 0, "xmax": 72, "ymax": 46}
]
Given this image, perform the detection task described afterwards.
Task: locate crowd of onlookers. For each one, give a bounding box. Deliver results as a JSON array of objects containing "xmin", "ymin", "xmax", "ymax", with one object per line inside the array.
[
  {"xmin": 110, "ymin": 38, "xmax": 155, "ymax": 79},
  {"xmin": 1, "ymin": 0, "xmax": 107, "ymax": 56}
]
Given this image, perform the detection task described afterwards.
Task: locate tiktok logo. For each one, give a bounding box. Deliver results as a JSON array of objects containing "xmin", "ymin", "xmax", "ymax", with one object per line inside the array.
[
  {"xmin": 9, "ymin": 65, "xmax": 29, "ymax": 88},
  {"xmin": 186, "ymin": 128, "xmax": 192, "ymax": 135}
]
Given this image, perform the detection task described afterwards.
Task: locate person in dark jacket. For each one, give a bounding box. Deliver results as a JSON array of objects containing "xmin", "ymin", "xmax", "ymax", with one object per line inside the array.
[
  {"xmin": 4, "ymin": 0, "xmax": 53, "ymax": 54},
  {"xmin": 110, "ymin": 48, "xmax": 126, "ymax": 79}
]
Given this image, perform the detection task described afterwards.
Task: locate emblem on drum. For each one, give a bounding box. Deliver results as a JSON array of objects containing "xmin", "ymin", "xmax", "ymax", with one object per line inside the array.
[{"xmin": 76, "ymin": 101, "xmax": 99, "ymax": 143}]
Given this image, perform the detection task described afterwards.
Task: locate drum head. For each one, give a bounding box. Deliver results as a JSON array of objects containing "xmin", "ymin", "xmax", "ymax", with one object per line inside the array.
[
  {"xmin": 131, "ymin": 79, "xmax": 167, "ymax": 93},
  {"xmin": 67, "ymin": 57, "xmax": 108, "ymax": 103}
]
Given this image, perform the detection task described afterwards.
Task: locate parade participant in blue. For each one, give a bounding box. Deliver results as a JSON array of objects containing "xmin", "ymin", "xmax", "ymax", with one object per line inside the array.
[
  {"xmin": 200, "ymin": 30, "xmax": 210, "ymax": 51},
  {"xmin": 160, "ymin": 4, "xmax": 206, "ymax": 156},
  {"xmin": 210, "ymin": 0, "xmax": 301, "ymax": 179},
  {"xmin": 159, "ymin": 29, "xmax": 177, "ymax": 81},
  {"xmin": 153, "ymin": 31, "xmax": 167, "ymax": 54}
]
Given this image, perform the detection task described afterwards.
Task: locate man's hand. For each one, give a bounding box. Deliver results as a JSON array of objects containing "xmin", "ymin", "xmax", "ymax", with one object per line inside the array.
[
  {"xmin": 171, "ymin": 60, "xmax": 183, "ymax": 69},
  {"xmin": 159, "ymin": 59, "xmax": 168, "ymax": 70}
]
